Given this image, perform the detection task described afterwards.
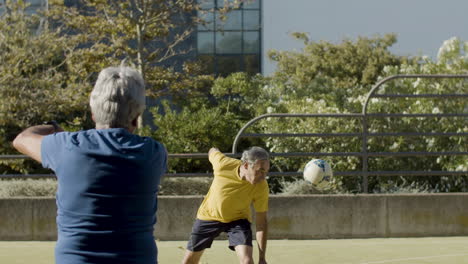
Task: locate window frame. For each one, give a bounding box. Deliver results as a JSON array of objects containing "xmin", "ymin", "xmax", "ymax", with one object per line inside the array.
[{"xmin": 196, "ymin": 0, "xmax": 262, "ymax": 76}]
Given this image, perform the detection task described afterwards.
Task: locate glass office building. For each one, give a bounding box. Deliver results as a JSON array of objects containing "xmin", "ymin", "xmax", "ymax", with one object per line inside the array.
[
  {"xmin": 196, "ymin": 0, "xmax": 261, "ymax": 76},
  {"xmin": 0, "ymin": 0, "xmax": 47, "ymax": 14}
]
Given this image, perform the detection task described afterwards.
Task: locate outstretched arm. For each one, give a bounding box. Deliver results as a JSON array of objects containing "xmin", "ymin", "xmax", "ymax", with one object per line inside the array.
[
  {"xmin": 256, "ymin": 211, "xmax": 268, "ymax": 264},
  {"xmin": 13, "ymin": 124, "xmax": 62, "ymax": 163}
]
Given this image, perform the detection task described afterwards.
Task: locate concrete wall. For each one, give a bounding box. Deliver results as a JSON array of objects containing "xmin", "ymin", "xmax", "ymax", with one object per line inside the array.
[{"xmin": 1, "ymin": 194, "xmax": 467, "ymax": 241}]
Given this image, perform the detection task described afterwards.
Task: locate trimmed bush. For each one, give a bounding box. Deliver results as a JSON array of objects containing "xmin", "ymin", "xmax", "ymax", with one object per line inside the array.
[{"xmin": 0, "ymin": 179, "xmax": 57, "ymax": 197}]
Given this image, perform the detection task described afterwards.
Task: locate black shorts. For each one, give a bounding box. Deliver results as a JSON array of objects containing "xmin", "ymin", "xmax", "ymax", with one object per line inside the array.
[{"xmin": 186, "ymin": 219, "xmax": 253, "ymax": 252}]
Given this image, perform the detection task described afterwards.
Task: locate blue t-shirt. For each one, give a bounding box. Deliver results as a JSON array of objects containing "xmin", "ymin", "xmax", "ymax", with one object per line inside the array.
[{"xmin": 41, "ymin": 128, "xmax": 167, "ymax": 264}]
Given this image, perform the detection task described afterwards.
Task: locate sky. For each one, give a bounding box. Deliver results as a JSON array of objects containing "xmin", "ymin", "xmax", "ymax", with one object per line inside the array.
[{"xmin": 262, "ymin": 0, "xmax": 468, "ymax": 75}]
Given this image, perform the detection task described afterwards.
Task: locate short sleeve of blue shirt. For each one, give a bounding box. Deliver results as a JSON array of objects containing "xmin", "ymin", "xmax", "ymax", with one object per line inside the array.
[{"xmin": 41, "ymin": 132, "xmax": 66, "ymax": 171}]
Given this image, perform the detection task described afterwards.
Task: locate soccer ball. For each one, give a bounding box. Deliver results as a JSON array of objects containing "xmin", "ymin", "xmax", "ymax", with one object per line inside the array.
[{"xmin": 303, "ymin": 159, "xmax": 333, "ymax": 189}]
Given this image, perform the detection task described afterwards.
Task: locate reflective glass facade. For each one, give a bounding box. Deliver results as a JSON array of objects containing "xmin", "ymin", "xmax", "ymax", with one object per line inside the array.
[
  {"xmin": 0, "ymin": 0, "xmax": 48, "ymax": 15},
  {"xmin": 197, "ymin": 0, "xmax": 261, "ymax": 76},
  {"xmin": 0, "ymin": 0, "xmax": 48, "ymax": 33}
]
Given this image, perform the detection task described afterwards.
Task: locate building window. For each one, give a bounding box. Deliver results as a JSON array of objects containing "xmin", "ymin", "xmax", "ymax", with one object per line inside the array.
[
  {"xmin": 197, "ymin": 0, "xmax": 261, "ymax": 76},
  {"xmin": 0, "ymin": 0, "xmax": 48, "ymax": 33},
  {"xmin": 0, "ymin": 0, "xmax": 48, "ymax": 15}
]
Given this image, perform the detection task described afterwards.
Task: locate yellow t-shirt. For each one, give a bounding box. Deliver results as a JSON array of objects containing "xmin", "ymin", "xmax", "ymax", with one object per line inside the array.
[{"xmin": 196, "ymin": 151, "xmax": 269, "ymax": 223}]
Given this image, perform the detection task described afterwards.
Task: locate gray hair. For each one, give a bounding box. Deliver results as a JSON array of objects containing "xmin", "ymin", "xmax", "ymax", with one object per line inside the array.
[
  {"xmin": 241, "ymin": 146, "xmax": 270, "ymax": 165},
  {"xmin": 90, "ymin": 66, "xmax": 146, "ymax": 128}
]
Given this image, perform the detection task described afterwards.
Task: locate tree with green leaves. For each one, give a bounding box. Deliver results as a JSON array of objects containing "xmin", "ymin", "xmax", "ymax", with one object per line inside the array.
[
  {"xmin": 362, "ymin": 36, "xmax": 468, "ymax": 193},
  {"xmin": 48, "ymin": 0, "xmax": 213, "ymax": 100},
  {"xmin": 0, "ymin": 0, "xmax": 90, "ymax": 173},
  {"xmin": 260, "ymin": 35, "xmax": 467, "ymax": 193},
  {"xmin": 268, "ymin": 33, "xmax": 414, "ymax": 112},
  {"xmin": 0, "ymin": 0, "xmax": 211, "ymax": 173}
]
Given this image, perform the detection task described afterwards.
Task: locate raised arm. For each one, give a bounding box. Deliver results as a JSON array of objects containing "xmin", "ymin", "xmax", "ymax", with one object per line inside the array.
[
  {"xmin": 255, "ymin": 211, "xmax": 268, "ymax": 264},
  {"xmin": 12, "ymin": 124, "xmax": 61, "ymax": 163}
]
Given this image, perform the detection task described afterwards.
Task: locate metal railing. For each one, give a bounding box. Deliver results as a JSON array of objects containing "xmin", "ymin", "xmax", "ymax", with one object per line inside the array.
[
  {"xmin": 359, "ymin": 74, "xmax": 468, "ymax": 192},
  {"xmin": 231, "ymin": 74, "xmax": 468, "ymax": 192},
  {"xmin": 1, "ymin": 74, "xmax": 467, "ymax": 192}
]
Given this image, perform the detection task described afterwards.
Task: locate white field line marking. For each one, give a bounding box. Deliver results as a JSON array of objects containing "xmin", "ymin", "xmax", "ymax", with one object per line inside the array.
[
  {"xmin": 265, "ymin": 238, "xmax": 468, "ymax": 247},
  {"xmin": 265, "ymin": 241, "xmax": 467, "ymax": 247},
  {"xmin": 357, "ymin": 253, "xmax": 468, "ymax": 264}
]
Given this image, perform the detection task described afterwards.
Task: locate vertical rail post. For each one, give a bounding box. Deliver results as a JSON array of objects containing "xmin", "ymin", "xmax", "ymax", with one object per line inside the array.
[{"xmin": 361, "ymin": 114, "xmax": 369, "ymax": 193}]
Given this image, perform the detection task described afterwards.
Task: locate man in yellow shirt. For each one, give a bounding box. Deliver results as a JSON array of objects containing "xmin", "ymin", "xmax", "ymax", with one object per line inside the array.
[{"xmin": 182, "ymin": 146, "xmax": 270, "ymax": 264}]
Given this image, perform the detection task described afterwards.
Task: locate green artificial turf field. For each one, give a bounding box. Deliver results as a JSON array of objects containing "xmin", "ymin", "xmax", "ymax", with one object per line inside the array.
[{"xmin": 1, "ymin": 237, "xmax": 468, "ymax": 264}]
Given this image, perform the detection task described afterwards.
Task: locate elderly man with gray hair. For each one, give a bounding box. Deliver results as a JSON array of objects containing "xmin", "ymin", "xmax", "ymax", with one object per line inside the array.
[
  {"xmin": 182, "ymin": 146, "xmax": 270, "ymax": 264},
  {"xmin": 13, "ymin": 66, "xmax": 167, "ymax": 264}
]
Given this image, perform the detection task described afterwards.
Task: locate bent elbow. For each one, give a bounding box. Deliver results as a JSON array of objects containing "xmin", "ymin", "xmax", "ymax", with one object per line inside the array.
[
  {"xmin": 12, "ymin": 134, "xmax": 22, "ymax": 151},
  {"xmin": 12, "ymin": 133, "xmax": 27, "ymax": 154}
]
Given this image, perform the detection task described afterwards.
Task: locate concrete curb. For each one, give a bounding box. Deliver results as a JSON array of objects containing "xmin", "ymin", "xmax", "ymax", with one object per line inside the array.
[{"xmin": 1, "ymin": 194, "xmax": 467, "ymax": 240}]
